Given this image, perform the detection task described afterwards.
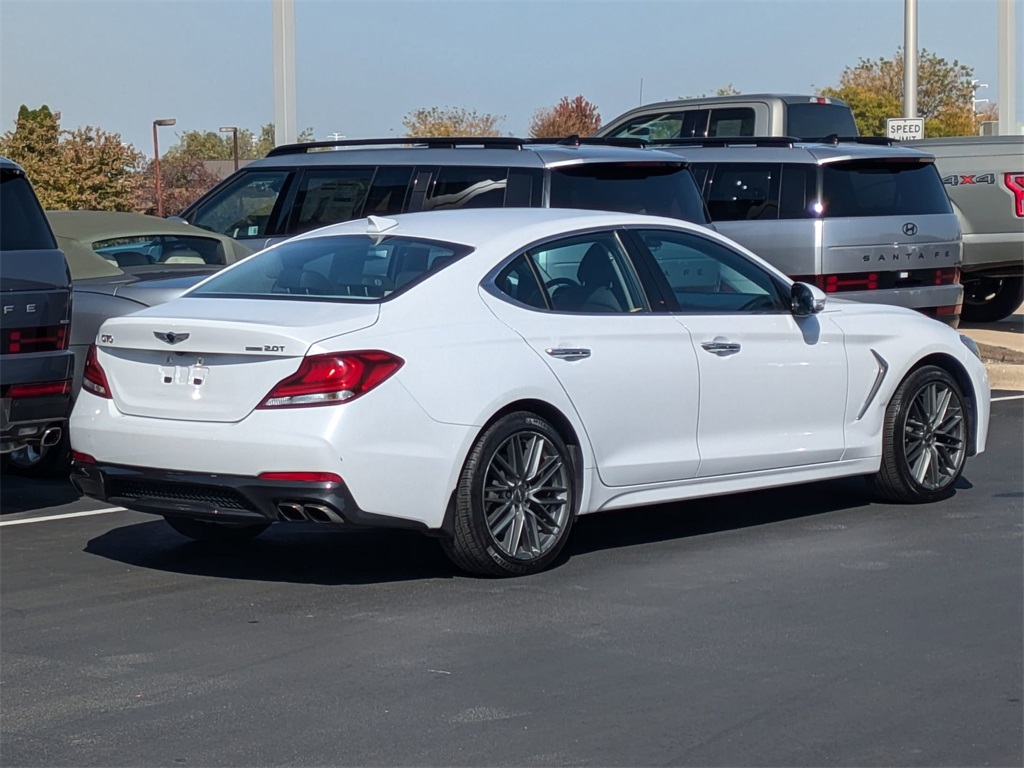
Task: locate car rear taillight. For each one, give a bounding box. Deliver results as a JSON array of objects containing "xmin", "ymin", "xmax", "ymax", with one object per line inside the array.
[
  {"xmin": 1005, "ymin": 172, "xmax": 1024, "ymax": 218},
  {"xmin": 822, "ymin": 272, "xmax": 879, "ymax": 293},
  {"xmin": 934, "ymin": 267, "xmax": 960, "ymax": 286},
  {"xmin": 3, "ymin": 324, "xmax": 69, "ymax": 354},
  {"xmin": 258, "ymin": 471, "xmax": 343, "ymax": 483},
  {"xmin": 258, "ymin": 351, "xmax": 404, "ymax": 409},
  {"xmin": 71, "ymin": 450, "xmax": 97, "ymax": 464},
  {"xmin": 82, "ymin": 344, "xmax": 112, "ymax": 399},
  {"xmin": 6, "ymin": 380, "xmax": 71, "ymax": 398}
]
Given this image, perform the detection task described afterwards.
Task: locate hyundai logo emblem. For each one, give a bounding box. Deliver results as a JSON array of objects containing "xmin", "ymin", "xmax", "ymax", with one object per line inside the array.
[
  {"xmin": 154, "ymin": 331, "xmax": 190, "ymax": 345},
  {"xmin": 902, "ymin": 222, "xmax": 918, "ymax": 236}
]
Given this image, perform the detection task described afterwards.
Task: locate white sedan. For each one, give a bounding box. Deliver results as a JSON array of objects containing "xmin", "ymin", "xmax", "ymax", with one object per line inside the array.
[{"xmin": 70, "ymin": 209, "xmax": 990, "ymax": 576}]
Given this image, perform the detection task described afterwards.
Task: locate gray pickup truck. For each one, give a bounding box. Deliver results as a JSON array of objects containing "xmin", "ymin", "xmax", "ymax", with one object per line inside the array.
[{"xmin": 917, "ymin": 136, "xmax": 1024, "ymax": 322}]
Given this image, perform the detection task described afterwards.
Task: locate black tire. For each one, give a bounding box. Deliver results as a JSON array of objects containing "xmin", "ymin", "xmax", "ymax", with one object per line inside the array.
[
  {"xmin": 961, "ymin": 276, "xmax": 1024, "ymax": 323},
  {"xmin": 163, "ymin": 516, "xmax": 269, "ymax": 543},
  {"xmin": 872, "ymin": 365, "xmax": 969, "ymax": 504},
  {"xmin": 4, "ymin": 431, "xmax": 71, "ymax": 479},
  {"xmin": 440, "ymin": 411, "xmax": 576, "ymax": 577}
]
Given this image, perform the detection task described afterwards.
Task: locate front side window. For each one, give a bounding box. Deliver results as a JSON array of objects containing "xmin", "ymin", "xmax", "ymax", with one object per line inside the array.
[
  {"xmin": 525, "ymin": 233, "xmax": 645, "ymax": 313},
  {"xmin": 705, "ymin": 163, "xmax": 781, "ymax": 221},
  {"xmin": 821, "ymin": 160, "xmax": 953, "ymax": 218},
  {"xmin": 608, "ymin": 110, "xmax": 709, "ymax": 140},
  {"xmin": 636, "ymin": 229, "xmax": 785, "ymax": 313},
  {"xmin": 190, "ymin": 235, "xmax": 471, "ymax": 302},
  {"xmin": 187, "ymin": 170, "xmax": 291, "ymax": 239},
  {"xmin": 549, "ymin": 162, "xmax": 709, "ymax": 225},
  {"xmin": 287, "ymin": 169, "xmax": 374, "ymax": 234},
  {"xmin": 425, "ymin": 167, "xmax": 509, "ymax": 210}
]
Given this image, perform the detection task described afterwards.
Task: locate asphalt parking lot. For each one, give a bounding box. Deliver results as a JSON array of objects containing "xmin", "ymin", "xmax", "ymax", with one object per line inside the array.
[{"xmin": 1, "ymin": 394, "xmax": 1021, "ymax": 767}]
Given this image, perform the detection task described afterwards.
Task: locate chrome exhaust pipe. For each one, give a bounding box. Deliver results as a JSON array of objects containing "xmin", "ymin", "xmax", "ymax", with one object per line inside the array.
[
  {"xmin": 277, "ymin": 502, "xmax": 307, "ymax": 522},
  {"xmin": 302, "ymin": 503, "xmax": 345, "ymax": 524},
  {"xmin": 40, "ymin": 426, "xmax": 63, "ymax": 448}
]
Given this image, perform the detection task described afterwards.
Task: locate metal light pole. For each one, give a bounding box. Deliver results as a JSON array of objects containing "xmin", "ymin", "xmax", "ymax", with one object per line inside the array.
[
  {"xmin": 997, "ymin": 0, "xmax": 1016, "ymax": 135},
  {"xmin": 152, "ymin": 118, "xmax": 176, "ymax": 218},
  {"xmin": 220, "ymin": 126, "xmax": 240, "ymax": 171},
  {"xmin": 903, "ymin": 0, "xmax": 918, "ymax": 118},
  {"xmin": 272, "ymin": 0, "xmax": 297, "ymax": 146}
]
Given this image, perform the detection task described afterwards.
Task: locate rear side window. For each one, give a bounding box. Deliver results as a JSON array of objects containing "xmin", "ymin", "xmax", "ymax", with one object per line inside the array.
[
  {"xmin": 288, "ymin": 169, "xmax": 374, "ymax": 234},
  {"xmin": 785, "ymin": 103, "xmax": 858, "ymax": 140},
  {"xmin": 549, "ymin": 163, "xmax": 709, "ymax": 224},
  {"xmin": 0, "ymin": 169, "xmax": 56, "ymax": 251},
  {"xmin": 708, "ymin": 108, "xmax": 755, "ymax": 137},
  {"xmin": 705, "ymin": 163, "xmax": 780, "ymax": 221},
  {"xmin": 93, "ymin": 235, "xmax": 227, "ymax": 266},
  {"xmin": 495, "ymin": 255, "xmax": 547, "ymax": 309},
  {"xmin": 190, "ymin": 235, "xmax": 471, "ymax": 302},
  {"xmin": 425, "ymin": 167, "xmax": 509, "ymax": 210},
  {"xmin": 821, "ymin": 161, "xmax": 953, "ymax": 218},
  {"xmin": 608, "ymin": 110, "xmax": 709, "ymax": 140},
  {"xmin": 187, "ymin": 170, "xmax": 291, "ymax": 239}
]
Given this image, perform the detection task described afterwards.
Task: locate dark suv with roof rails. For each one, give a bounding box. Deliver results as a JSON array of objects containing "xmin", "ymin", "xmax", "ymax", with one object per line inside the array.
[
  {"xmin": 176, "ymin": 136, "xmax": 711, "ymax": 250},
  {"xmin": 0, "ymin": 158, "xmax": 74, "ymax": 456}
]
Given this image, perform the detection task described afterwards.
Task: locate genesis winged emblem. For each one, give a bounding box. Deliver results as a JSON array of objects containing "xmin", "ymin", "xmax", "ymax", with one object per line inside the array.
[{"xmin": 154, "ymin": 331, "xmax": 190, "ymax": 345}]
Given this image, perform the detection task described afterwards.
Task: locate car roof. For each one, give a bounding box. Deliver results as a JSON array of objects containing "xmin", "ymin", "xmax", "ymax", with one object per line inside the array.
[
  {"xmin": 244, "ymin": 141, "xmax": 691, "ymax": 170},
  {"xmin": 654, "ymin": 140, "xmax": 936, "ymax": 165},
  {"xmin": 0, "ymin": 156, "xmax": 25, "ymax": 173},
  {"xmin": 615, "ymin": 93, "xmax": 851, "ymax": 109}
]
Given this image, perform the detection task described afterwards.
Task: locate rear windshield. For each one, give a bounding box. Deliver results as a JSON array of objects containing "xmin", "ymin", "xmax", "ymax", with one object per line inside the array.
[
  {"xmin": 189, "ymin": 235, "xmax": 471, "ymax": 302},
  {"xmin": 549, "ymin": 163, "xmax": 709, "ymax": 225},
  {"xmin": 93, "ymin": 234, "xmax": 227, "ymax": 267},
  {"xmin": 0, "ymin": 169, "xmax": 57, "ymax": 251},
  {"xmin": 785, "ymin": 103, "xmax": 858, "ymax": 140},
  {"xmin": 821, "ymin": 160, "xmax": 953, "ymax": 218}
]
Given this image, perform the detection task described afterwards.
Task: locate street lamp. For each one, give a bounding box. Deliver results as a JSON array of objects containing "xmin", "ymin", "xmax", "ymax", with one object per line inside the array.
[
  {"xmin": 219, "ymin": 126, "xmax": 239, "ymax": 171},
  {"xmin": 152, "ymin": 118, "xmax": 176, "ymax": 217}
]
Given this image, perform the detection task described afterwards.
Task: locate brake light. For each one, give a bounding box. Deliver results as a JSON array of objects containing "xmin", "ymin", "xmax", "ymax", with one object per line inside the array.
[
  {"xmin": 823, "ymin": 272, "xmax": 879, "ymax": 293},
  {"xmin": 934, "ymin": 267, "xmax": 960, "ymax": 286},
  {"xmin": 82, "ymin": 344, "xmax": 112, "ymax": 399},
  {"xmin": 258, "ymin": 351, "xmax": 404, "ymax": 409},
  {"xmin": 257, "ymin": 471, "xmax": 343, "ymax": 483},
  {"xmin": 1005, "ymin": 173, "xmax": 1024, "ymax": 218},
  {"xmin": 3, "ymin": 324, "xmax": 68, "ymax": 354},
  {"xmin": 7, "ymin": 380, "xmax": 71, "ymax": 398},
  {"xmin": 809, "ymin": 97, "xmax": 832, "ymax": 104}
]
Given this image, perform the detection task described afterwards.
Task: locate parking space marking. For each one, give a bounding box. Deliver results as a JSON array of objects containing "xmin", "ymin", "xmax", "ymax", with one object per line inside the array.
[
  {"xmin": 0, "ymin": 506, "xmax": 127, "ymax": 527},
  {"xmin": 991, "ymin": 394, "xmax": 1024, "ymax": 402}
]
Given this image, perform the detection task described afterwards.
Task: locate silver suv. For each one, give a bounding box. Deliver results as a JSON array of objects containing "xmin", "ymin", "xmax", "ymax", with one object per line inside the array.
[
  {"xmin": 652, "ymin": 137, "xmax": 963, "ymax": 325},
  {"xmin": 178, "ymin": 137, "xmax": 711, "ymax": 250}
]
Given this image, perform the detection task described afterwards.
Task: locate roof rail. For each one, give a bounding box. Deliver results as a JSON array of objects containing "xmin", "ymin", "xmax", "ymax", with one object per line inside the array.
[
  {"xmin": 812, "ymin": 135, "xmax": 898, "ymax": 146},
  {"xmin": 648, "ymin": 137, "xmax": 798, "ymax": 148},
  {"xmin": 265, "ymin": 136, "xmax": 527, "ymax": 157},
  {"xmin": 530, "ymin": 134, "xmax": 651, "ymax": 149}
]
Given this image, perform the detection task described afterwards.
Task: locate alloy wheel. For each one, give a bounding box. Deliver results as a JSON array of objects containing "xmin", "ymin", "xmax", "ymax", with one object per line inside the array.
[{"xmin": 903, "ymin": 381, "xmax": 966, "ymax": 491}]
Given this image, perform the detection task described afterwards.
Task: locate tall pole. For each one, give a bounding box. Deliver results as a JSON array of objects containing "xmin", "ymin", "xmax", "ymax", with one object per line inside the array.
[
  {"xmin": 997, "ymin": 0, "xmax": 1016, "ymax": 135},
  {"xmin": 272, "ymin": 0, "xmax": 297, "ymax": 146},
  {"xmin": 220, "ymin": 126, "xmax": 240, "ymax": 170},
  {"xmin": 903, "ymin": 0, "xmax": 918, "ymax": 118},
  {"xmin": 152, "ymin": 118, "xmax": 175, "ymax": 218}
]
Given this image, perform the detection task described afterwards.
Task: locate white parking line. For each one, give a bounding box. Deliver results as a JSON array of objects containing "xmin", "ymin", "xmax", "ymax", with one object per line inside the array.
[
  {"xmin": 991, "ymin": 394, "xmax": 1024, "ymax": 402},
  {"xmin": 0, "ymin": 506, "xmax": 127, "ymax": 527}
]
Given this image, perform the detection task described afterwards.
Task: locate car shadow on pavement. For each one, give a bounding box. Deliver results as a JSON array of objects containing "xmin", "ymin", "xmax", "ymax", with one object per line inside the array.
[
  {"xmin": 0, "ymin": 473, "xmax": 83, "ymax": 515},
  {"xmin": 85, "ymin": 476, "xmax": 879, "ymax": 585}
]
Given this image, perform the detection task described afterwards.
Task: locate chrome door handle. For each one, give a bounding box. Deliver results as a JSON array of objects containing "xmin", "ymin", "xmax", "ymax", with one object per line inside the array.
[
  {"xmin": 546, "ymin": 347, "xmax": 591, "ymax": 361},
  {"xmin": 701, "ymin": 341, "xmax": 741, "ymax": 356}
]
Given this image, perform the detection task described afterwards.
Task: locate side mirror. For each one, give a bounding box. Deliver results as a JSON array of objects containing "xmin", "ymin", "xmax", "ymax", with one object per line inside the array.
[{"xmin": 791, "ymin": 281, "xmax": 826, "ymax": 316}]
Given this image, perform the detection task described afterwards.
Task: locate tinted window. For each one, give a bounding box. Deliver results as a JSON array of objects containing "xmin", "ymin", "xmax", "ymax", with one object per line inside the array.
[
  {"xmin": 187, "ymin": 170, "xmax": 291, "ymax": 239},
  {"xmin": 288, "ymin": 169, "xmax": 373, "ymax": 234},
  {"xmin": 425, "ymin": 167, "xmax": 508, "ymax": 210},
  {"xmin": 0, "ymin": 169, "xmax": 56, "ymax": 251},
  {"xmin": 495, "ymin": 255, "xmax": 547, "ymax": 309},
  {"xmin": 363, "ymin": 166, "xmax": 413, "ymax": 216},
  {"xmin": 609, "ymin": 110, "xmax": 709, "ymax": 140},
  {"xmin": 191, "ymin": 235, "xmax": 470, "ymax": 302},
  {"xmin": 821, "ymin": 161, "xmax": 953, "ymax": 218},
  {"xmin": 526, "ymin": 233, "xmax": 645, "ymax": 313},
  {"xmin": 779, "ymin": 164, "xmax": 818, "ymax": 219},
  {"xmin": 549, "ymin": 163, "xmax": 709, "ymax": 224},
  {"xmin": 705, "ymin": 163, "xmax": 780, "ymax": 221},
  {"xmin": 708, "ymin": 108, "xmax": 756, "ymax": 137},
  {"xmin": 785, "ymin": 103, "xmax": 858, "ymax": 140},
  {"xmin": 636, "ymin": 229, "xmax": 785, "ymax": 313},
  {"xmin": 93, "ymin": 235, "xmax": 227, "ymax": 266}
]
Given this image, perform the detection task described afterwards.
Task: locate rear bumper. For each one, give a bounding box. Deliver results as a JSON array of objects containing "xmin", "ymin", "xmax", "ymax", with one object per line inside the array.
[
  {"xmin": 840, "ymin": 284, "xmax": 963, "ymax": 326},
  {"xmin": 70, "ymin": 460, "xmax": 430, "ymax": 533},
  {"xmin": 0, "ymin": 393, "xmax": 70, "ymax": 454}
]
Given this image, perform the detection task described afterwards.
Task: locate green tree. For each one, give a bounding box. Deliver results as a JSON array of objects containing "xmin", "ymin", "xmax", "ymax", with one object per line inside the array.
[
  {"xmin": 402, "ymin": 107, "xmax": 505, "ymax": 137},
  {"xmin": 529, "ymin": 95, "xmax": 602, "ymax": 138},
  {"xmin": 820, "ymin": 48, "xmax": 978, "ymax": 137},
  {"xmin": 135, "ymin": 155, "xmax": 221, "ymax": 217},
  {"xmin": 0, "ymin": 105, "xmax": 144, "ymax": 210}
]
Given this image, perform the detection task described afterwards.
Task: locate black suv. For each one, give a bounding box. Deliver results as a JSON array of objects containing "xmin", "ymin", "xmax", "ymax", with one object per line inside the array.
[
  {"xmin": 178, "ymin": 137, "xmax": 710, "ymax": 250},
  {"xmin": 0, "ymin": 158, "xmax": 74, "ymax": 456}
]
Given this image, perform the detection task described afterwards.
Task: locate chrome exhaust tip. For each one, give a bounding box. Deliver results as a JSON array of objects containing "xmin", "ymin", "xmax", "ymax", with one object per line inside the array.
[
  {"xmin": 303, "ymin": 503, "xmax": 345, "ymax": 524},
  {"xmin": 276, "ymin": 502, "xmax": 307, "ymax": 522},
  {"xmin": 40, "ymin": 426, "xmax": 63, "ymax": 448}
]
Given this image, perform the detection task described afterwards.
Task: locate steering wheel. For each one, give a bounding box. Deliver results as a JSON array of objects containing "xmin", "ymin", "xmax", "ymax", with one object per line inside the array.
[{"xmin": 545, "ymin": 277, "xmax": 578, "ymax": 291}]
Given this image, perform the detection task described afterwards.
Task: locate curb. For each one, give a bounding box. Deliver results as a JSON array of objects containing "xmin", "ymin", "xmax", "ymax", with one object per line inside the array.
[{"xmin": 977, "ymin": 342, "xmax": 1024, "ymax": 366}]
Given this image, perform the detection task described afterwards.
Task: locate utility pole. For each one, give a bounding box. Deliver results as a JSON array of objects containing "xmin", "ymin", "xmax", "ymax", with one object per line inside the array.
[
  {"xmin": 272, "ymin": 0, "xmax": 297, "ymax": 146},
  {"xmin": 903, "ymin": 0, "xmax": 918, "ymax": 118},
  {"xmin": 997, "ymin": 0, "xmax": 1016, "ymax": 135}
]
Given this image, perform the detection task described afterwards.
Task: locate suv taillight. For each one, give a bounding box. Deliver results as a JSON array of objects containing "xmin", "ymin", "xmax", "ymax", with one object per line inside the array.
[
  {"xmin": 82, "ymin": 344, "xmax": 112, "ymax": 399},
  {"xmin": 258, "ymin": 351, "xmax": 403, "ymax": 409},
  {"xmin": 1005, "ymin": 173, "xmax": 1024, "ymax": 218},
  {"xmin": 3, "ymin": 324, "xmax": 69, "ymax": 354}
]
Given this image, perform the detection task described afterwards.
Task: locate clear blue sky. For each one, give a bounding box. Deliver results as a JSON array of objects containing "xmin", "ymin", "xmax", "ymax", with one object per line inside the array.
[{"xmin": 1, "ymin": 0, "xmax": 1021, "ymax": 155}]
